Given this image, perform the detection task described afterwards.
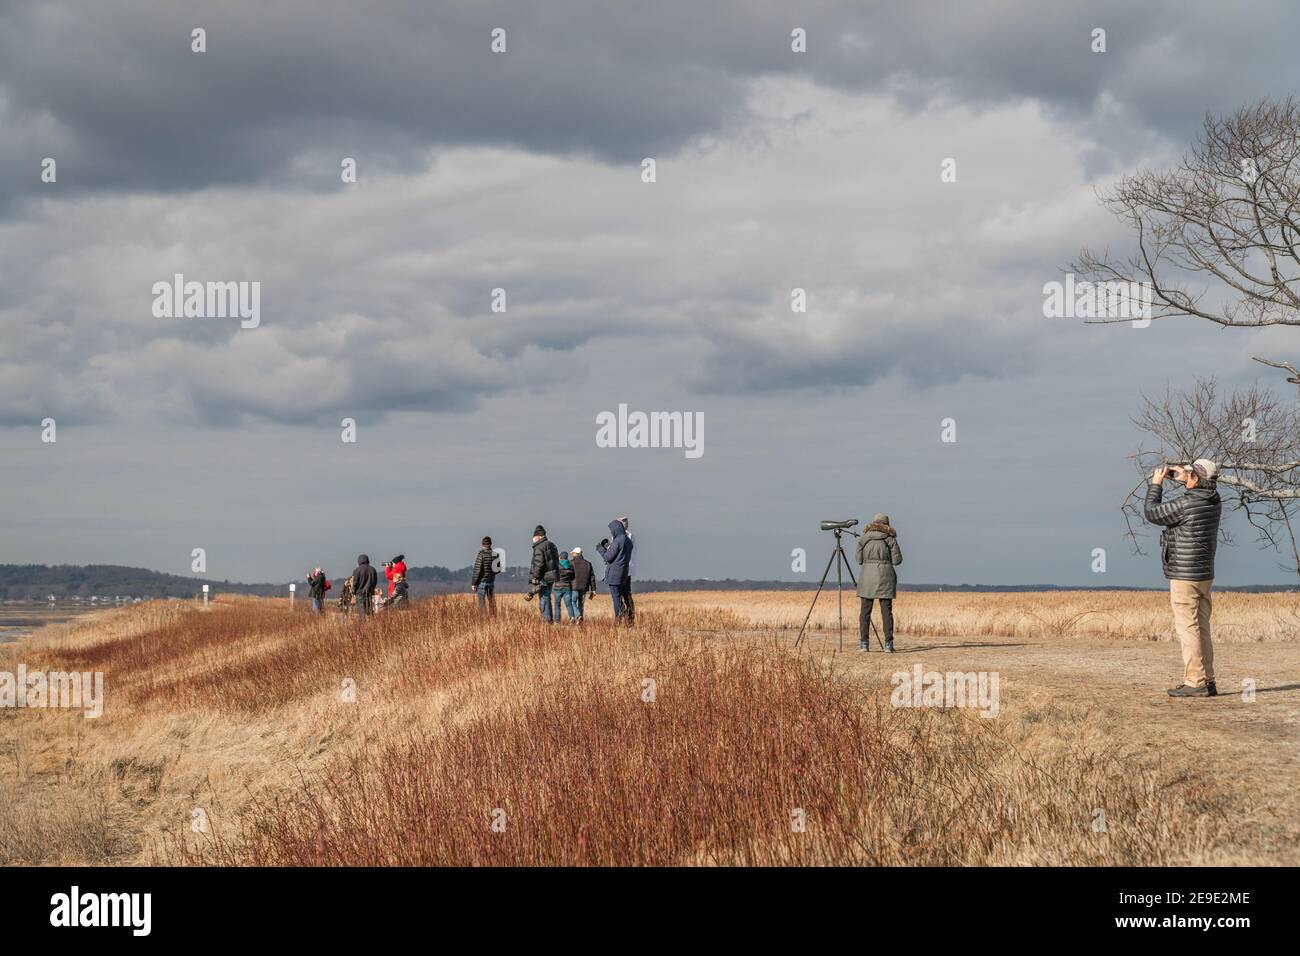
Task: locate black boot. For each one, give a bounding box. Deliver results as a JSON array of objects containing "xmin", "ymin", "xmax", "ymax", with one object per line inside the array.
[{"xmin": 1167, "ymin": 683, "xmax": 1213, "ymax": 698}]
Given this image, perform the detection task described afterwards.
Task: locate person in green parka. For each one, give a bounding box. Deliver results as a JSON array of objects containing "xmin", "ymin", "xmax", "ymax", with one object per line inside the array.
[{"xmin": 856, "ymin": 513, "xmax": 902, "ymax": 652}]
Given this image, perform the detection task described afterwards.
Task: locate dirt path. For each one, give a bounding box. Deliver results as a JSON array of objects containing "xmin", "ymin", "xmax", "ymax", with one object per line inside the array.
[{"xmin": 731, "ymin": 628, "xmax": 1300, "ymax": 864}]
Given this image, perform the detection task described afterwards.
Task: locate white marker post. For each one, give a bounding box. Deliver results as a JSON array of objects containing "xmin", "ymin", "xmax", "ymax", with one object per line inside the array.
[
  {"xmin": 202, "ymin": 584, "xmax": 209, "ymax": 610},
  {"xmin": 289, "ymin": 582, "xmax": 296, "ymax": 610}
]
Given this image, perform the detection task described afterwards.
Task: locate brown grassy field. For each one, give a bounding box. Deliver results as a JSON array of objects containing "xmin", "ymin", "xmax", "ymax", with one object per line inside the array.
[{"xmin": 2, "ymin": 590, "xmax": 1297, "ymax": 866}]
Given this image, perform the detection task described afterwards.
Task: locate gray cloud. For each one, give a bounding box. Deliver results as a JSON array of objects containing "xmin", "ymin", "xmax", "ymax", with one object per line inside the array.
[
  {"xmin": 2, "ymin": 1, "xmax": 1298, "ymax": 585},
  {"xmin": 4, "ymin": 0, "xmax": 1300, "ymax": 214}
]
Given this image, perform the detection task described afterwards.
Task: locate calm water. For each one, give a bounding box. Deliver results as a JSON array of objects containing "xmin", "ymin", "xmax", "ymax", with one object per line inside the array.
[{"xmin": 0, "ymin": 604, "xmax": 103, "ymax": 642}]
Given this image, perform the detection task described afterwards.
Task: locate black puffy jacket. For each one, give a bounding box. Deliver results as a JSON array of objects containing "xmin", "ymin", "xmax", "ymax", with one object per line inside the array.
[
  {"xmin": 529, "ymin": 537, "xmax": 559, "ymax": 585},
  {"xmin": 470, "ymin": 548, "xmax": 497, "ymax": 587},
  {"xmin": 1144, "ymin": 482, "xmax": 1221, "ymax": 581}
]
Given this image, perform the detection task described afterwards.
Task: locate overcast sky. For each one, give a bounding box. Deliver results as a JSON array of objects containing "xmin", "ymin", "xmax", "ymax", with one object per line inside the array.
[{"xmin": 4, "ymin": 0, "xmax": 1300, "ymax": 586}]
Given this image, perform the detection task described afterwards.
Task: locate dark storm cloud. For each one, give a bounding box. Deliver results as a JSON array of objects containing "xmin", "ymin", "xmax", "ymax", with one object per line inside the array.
[{"xmin": 3, "ymin": 0, "xmax": 1300, "ymax": 215}]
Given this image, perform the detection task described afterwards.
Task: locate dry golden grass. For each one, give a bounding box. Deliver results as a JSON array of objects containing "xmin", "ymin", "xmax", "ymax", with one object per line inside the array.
[
  {"xmin": 1, "ymin": 590, "xmax": 1295, "ymax": 866},
  {"xmin": 641, "ymin": 589, "xmax": 1300, "ymax": 642}
]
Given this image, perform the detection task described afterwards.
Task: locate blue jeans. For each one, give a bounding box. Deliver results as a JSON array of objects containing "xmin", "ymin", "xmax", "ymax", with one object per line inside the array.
[
  {"xmin": 310, "ymin": 597, "xmax": 322, "ymax": 613},
  {"xmin": 573, "ymin": 590, "xmax": 587, "ymax": 620},
  {"xmin": 356, "ymin": 594, "xmax": 368, "ymax": 621},
  {"xmin": 476, "ymin": 582, "xmax": 496, "ymax": 614},
  {"xmin": 553, "ymin": 588, "xmax": 577, "ymax": 621},
  {"xmin": 535, "ymin": 584, "xmax": 554, "ymax": 621}
]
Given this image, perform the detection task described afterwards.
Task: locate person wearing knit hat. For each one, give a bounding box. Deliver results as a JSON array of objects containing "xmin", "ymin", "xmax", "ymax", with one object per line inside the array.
[
  {"xmin": 856, "ymin": 514, "xmax": 902, "ymax": 652},
  {"xmin": 529, "ymin": 525, "xmax": 560, "ymax": 622},
  {"xmin": 1147, "ymin": 459, "xmax": 1222, "ymax": 697}
]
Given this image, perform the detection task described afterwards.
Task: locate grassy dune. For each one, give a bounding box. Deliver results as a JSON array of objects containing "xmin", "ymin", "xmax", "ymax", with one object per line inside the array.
[{"xmin": 1, "ymin": 592, "xmax": 1291, "ymax": 866}]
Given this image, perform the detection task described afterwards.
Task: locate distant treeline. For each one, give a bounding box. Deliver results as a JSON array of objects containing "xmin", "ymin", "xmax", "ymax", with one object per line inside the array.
[
  {"xmin": 0, "ymin": 564, "xmax": 278, "ymax": 600},
  {"xmin": 1, "ymin": 563, "xmax": 1296, "ymax": 601}
]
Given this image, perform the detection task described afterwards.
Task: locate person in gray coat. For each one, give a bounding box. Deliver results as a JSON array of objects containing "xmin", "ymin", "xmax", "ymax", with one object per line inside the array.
[{"xmin": 856, "ymin": 513, "xmax": 902, "ymax": 652}]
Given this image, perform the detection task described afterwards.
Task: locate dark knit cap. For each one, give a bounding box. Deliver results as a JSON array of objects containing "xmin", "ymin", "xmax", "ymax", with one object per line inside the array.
[{"xmin": 534, "ymin": 525, "xmax": 546, "ymax": 537}]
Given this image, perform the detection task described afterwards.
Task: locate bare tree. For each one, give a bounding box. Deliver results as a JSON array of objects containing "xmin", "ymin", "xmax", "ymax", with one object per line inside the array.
[
  {"xmin": 1078, "ymin": 99, "xmax": 1300, "ymax": 573},
  {"xmin": 1075, "ymin": 99, "xmax": 1300, "ymax": 328},
  {"xmin": 1122, "ymin": 373, "xmax": 1300, "ymax": 573}
]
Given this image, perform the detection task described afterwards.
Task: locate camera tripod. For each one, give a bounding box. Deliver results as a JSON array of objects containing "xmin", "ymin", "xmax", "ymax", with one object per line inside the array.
[{"xmin": 793, "ymin": 525, "xmax": 885, "ymax": 652}]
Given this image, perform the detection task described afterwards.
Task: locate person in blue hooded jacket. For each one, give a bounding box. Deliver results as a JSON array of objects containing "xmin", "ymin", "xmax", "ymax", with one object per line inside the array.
[{"xmin": 597, "ymin": 519, "xmax": 635, "ymax": 624}]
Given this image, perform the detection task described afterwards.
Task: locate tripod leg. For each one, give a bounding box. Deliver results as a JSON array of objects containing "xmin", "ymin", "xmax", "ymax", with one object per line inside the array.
[
  {"xmin": 794, "ymin": 547, "xmax": 839, "ymax": 649},
  {"xmin": 836, "ymin": 548, "xmax": 844, "ymax": 652}
]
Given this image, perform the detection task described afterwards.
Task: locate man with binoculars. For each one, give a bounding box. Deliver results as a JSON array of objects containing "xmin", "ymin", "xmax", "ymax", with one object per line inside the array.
[{"xmin": 1145, "ymin": 459, "xmax": 1221, "ymax": 698}]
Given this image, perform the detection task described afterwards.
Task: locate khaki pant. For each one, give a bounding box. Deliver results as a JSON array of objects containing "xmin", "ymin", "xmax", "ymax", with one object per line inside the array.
[{"xmin": 1170, "ymin": 579, "xmax": 1215, "ymax": 687}]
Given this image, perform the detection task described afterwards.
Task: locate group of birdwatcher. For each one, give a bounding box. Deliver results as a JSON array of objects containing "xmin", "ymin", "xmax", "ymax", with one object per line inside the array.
[
  {"xmin": 305, "ymin": 554, "xmax": 409, "ymax": 620},
  {"xmin": 295, "ymin": 471, "xmax": 1215, "ymax": 701},
  {"xmin": 300, "ymin": 517, "xmax": 637, "ymax": 625}
]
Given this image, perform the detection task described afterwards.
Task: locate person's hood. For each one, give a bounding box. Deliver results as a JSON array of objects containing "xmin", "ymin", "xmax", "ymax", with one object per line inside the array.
[
  {"xmin": 608, "ymin": 520, "xmax": 625, "ymax": 538},
  {"xmin": 864, "ymin": 522, "xmax": 895, "ymax": 538},
  {"xmin": 357, "ymin": 554, "xmax": 370, "ymax": 565}
]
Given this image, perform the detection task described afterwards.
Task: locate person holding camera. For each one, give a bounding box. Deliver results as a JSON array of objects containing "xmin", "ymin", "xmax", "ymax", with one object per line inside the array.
[
  {"xmin": 1145, "ymin": 459, "xmax": 1221, "ymax": 698},
  {"xmin": 306, "ymin": 567, "xmax": 330, "ymax": 614},
  {"xmin": 856, "ymin": 514, "xmax": 901, "ymax": 652},
  {"xmin": 385, "ymin": 554, "xmax": 406, "ymax": 596},
  {"xmin": 597, "ymin": 519, "xmax": 634, "ymax": 624},
  {"xmin": 529, "ymin": 525, "xmax": 560, "ymax": 622}
]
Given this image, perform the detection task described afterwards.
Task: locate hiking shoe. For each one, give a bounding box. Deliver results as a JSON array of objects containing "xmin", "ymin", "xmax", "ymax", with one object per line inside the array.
[
  {"xmin": 1167, "ymin": 683, "xmax": 1213, "ymax": 698},
  {"xmin": 858, "ymin": 643, "xmax": 869, "ymax": 652},
  {"xmin": 885, "ymin": 641, "xmax": 895, "ymax": 653}
]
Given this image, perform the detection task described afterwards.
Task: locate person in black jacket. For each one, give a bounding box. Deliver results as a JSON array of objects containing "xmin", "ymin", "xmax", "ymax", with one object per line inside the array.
[
  {"xmin": 306, "ymin": 567, "xmax": 330, "ymax": 614},
  {"xmin": 470, "ymin": 536, "xmax": 498, "ymax": 616},
  {"xmin": 553, "ymin": 552, "xmax": 578, "ymax": 622},
  {"xmin": 1145, "ymin": 459, "xmax": 1222, "ymax": 697},
  {"xmin": 529, "ymin": 525, "xmax": 560, "ymax": 622},
  {"xmin": 569, "ymin": 547, "xmax": 596, "ymax": 623},
  {"xmin": 351, "ymin": 554, "xmax": 378, "ymax": 623}
]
